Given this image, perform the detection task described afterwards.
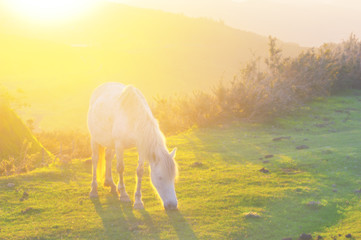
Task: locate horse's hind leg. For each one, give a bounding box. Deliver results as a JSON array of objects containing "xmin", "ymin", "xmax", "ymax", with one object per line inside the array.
[
  {"xmin": 89, "ymin": 140, "xmax": 100, "ymax": 198},
  {"xmin": 115, "ymin": 144, "xmax": 131, "ymax": 202},
  {"xmin": 104, "ymin": 148, "xmax": 117, "ymax": 195}
]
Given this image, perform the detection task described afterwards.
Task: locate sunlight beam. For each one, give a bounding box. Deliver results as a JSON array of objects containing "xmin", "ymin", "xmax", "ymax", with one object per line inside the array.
[{"xmin": 4, "ymin": 0, "xmax": 100, "ymax": 23}]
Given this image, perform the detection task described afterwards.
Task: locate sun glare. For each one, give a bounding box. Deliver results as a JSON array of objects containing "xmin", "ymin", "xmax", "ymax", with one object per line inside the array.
[{"xmin": 4, "ymin": 0, "xmax": 99, "ymax": 23}]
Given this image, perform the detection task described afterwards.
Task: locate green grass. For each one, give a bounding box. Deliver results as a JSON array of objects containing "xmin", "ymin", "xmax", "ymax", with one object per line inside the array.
[{"xmin": 1, "ymin": 91, "xmax": 361, "ymax": 239}]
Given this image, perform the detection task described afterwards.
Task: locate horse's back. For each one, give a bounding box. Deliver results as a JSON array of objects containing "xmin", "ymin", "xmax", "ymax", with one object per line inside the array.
[
  {"xmin": 87, "ymin": 82, "xmax": 151, "ymax": 148},
  {"xmin": 89, "ymin": 82, "xmax": 126, "ymax": 106}
]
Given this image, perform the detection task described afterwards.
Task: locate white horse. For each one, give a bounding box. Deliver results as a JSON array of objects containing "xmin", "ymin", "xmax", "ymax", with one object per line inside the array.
[{"xmin": 87, "ymin": 82, "xmax": 178, "ymax": 210}]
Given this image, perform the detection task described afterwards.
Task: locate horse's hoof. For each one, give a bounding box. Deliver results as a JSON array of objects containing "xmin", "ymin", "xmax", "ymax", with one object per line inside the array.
[
  {"xmin": 89, "ymin": 191, "xmax": 98, "ymax": 198},
  {"xmin": 120, "ymin": 195, "xmax": 131, "ymax": 202},
  {"xmin": 110, "ymin": 188, "xmax": 118, "ymax": 195},
  {"xmin": 104, "ymin": 181, "xmax": 116, "ymax": 188},
  {"xmin": 134, "ymin": 202, "xmax": 144, "ymax": 210}
]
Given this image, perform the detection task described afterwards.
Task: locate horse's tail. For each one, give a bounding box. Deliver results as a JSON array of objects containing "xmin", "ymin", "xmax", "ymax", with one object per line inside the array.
[{"xmin": 97, "ymin": 146, "xmax": 105, "ymax": 182}]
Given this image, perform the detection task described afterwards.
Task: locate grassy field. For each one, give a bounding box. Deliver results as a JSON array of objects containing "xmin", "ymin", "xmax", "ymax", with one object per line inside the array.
[{"xmin": 1, "ymin": 91, "xmax": 361, "ymax": 240}]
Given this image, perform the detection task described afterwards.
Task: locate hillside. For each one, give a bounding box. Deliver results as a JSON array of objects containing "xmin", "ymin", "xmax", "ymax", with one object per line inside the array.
[
  {"xmin": 1, "ymin": 91, "xmax": 360, "ymax": 239},
  {"xmin": 0, "ymin": 101, "xmax": 52, "ymax": 175},
  {"xmin": 0, "ymin": 2, "xmax": 304, "ymax": 131}
]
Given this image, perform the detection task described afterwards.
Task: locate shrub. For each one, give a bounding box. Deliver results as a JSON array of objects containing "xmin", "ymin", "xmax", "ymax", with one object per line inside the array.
[{"xmin": 153, "ymin": 34, "xmax": 361, "ymax": 133}]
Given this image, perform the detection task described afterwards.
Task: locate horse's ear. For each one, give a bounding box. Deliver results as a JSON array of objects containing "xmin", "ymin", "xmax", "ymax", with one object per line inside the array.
[{"xmin": 170, "ymin": 148, "xmax": 177, "ymax": 158}]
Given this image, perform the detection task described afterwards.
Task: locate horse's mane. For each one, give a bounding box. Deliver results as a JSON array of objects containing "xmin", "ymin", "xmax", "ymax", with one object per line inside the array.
[{"xmin": 119, "ymin": 85, "xmax": 178, "ymax": 180}]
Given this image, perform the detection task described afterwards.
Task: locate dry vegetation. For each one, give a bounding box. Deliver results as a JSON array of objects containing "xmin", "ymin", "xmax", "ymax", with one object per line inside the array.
[
  {"xmin": 35, "ymin": 131, "xmax": 91, "ymax": 160},
  {"xmin": 153, "ymin": 34, "xmax": 361, "ymax": 134}
]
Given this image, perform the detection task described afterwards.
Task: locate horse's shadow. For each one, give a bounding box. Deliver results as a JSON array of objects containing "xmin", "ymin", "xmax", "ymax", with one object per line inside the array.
[
  {"xmin": 91, "ymin": 195, "xmax": 142, "ymax": 239},
  {"xmin": 91, "ymin": 195, "xmax": 197, "ymax": 239},
  {"xmin": 166, "ymin": 209, "xmax": 198, "ymax": 240}
]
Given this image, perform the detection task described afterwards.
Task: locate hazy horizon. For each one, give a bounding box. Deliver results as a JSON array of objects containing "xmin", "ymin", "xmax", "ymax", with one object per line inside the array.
[{"xmin": 110, "ymin": 0, "xmax": 361, "ymax": 47}]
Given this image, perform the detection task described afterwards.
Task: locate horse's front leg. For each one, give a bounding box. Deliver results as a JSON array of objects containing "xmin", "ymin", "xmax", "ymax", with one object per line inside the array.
[
  {"xmin": 104, "ymin": 148, "xmax": 117, "ymax": 195},
  {"xmin": 134, "ymin": 158, "xmax": 144, "ymax": 209},
  {"xmin": 89, "ymin": 140, "xmax": 100, "ymax": 198},
  {"xmin": 115, "ymin": 144, "xmax": 131, "ymax": 202}
]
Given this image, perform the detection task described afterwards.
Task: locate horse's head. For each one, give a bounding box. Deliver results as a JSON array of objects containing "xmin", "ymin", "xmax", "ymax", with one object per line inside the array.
[{"xmin": 150, "ymin": 148, "xmax": 178, "ymax": 210}]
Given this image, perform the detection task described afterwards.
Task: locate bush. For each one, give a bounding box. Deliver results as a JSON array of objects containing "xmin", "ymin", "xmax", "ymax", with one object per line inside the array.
[{"xmin": 153, "ymin": 34, "xmax": 361, "ymax": 133}]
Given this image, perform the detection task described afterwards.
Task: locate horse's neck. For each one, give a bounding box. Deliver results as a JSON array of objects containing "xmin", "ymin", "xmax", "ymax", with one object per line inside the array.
[{"xmin": 135, "ymin": 116, "xmax": 166, "ymax": 160}]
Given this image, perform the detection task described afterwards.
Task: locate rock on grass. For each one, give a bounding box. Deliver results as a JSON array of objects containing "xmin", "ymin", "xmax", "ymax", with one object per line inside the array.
[
  {"xmin": 20, "ymin": 191, "xmax": 29, "ymax": 201},
  {"xmin": 23, "ymin": 191, "xmax": 29, "ymax": 198},
  {"xmin": 7, "ymin": 183, "xmax": 15, "ymax": 188},
  {"xmin": 307, "ymin": 201, "xmax": 321, "ymax": 206},
  {"xmin": 243, "ymin": 212, "xmax": 261, "ymax": 218}
]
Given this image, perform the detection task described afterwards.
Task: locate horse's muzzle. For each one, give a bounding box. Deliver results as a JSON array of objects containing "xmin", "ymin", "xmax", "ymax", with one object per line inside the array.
[{"xmin": 164, "ymin": 201, "xmax": 178, "ymax": 210}]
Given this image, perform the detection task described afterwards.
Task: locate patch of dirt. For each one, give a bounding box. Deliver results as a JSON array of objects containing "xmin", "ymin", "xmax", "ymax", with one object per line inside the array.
[
  {"xmin": 7, "ymin": 183, "xmax": 15, "ymax": 188},
  {"xmin": 264, "ymin": 154, "xmax": 274, "ymax": 158},
  {"xmin": 272, "ymin": 136, "xmax": 291, "ymax": 141},
  {"xmin": 298, "ymin": 233, "xmax": 313, "ymax": 240},
  {"xmin": 191, "ymin": 162, "xmax": 203, "ymax": 167},
  {"xmin": 315, "ymin": 123, "xmax": 328, "ymax": 128},
  {"xmin": 306, "ymin": 201, "xmax": 322, "ymax": 209},
  {"xmin": 322, "ymin": 117, "xmax": 331, "ymax": 121},
  {"xmin": 281, "ymin": 168, "xmax": 301, "ymax": 175},
  {"xmin": 335, "ymin": 109, "xmax": 350, "ymax": 114},
  {"xmin": 322, "ymin": 149, "xmax": 333, "ymax": 154},
  {"xmin": 259, "ymin": 168, "xmax": 269, "ymax": 173},
  {"xmin": 21, "ymin": 207, "xmax": 33, "ymax": 214},
  {"xmin": 296, "ymin": 145, "xmax": 309, "ymax": 150}
]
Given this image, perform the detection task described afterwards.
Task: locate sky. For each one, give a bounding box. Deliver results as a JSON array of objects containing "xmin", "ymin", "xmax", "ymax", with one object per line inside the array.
[{"xmin": 110, "ymin": 0, "xmax": 361, "ymax": 47}]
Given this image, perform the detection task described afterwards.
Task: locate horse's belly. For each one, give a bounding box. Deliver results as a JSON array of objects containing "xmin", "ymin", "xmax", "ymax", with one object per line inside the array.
[{"xmin": 88, "ymin": 94, "xmax": 118, "ymax": 148}]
